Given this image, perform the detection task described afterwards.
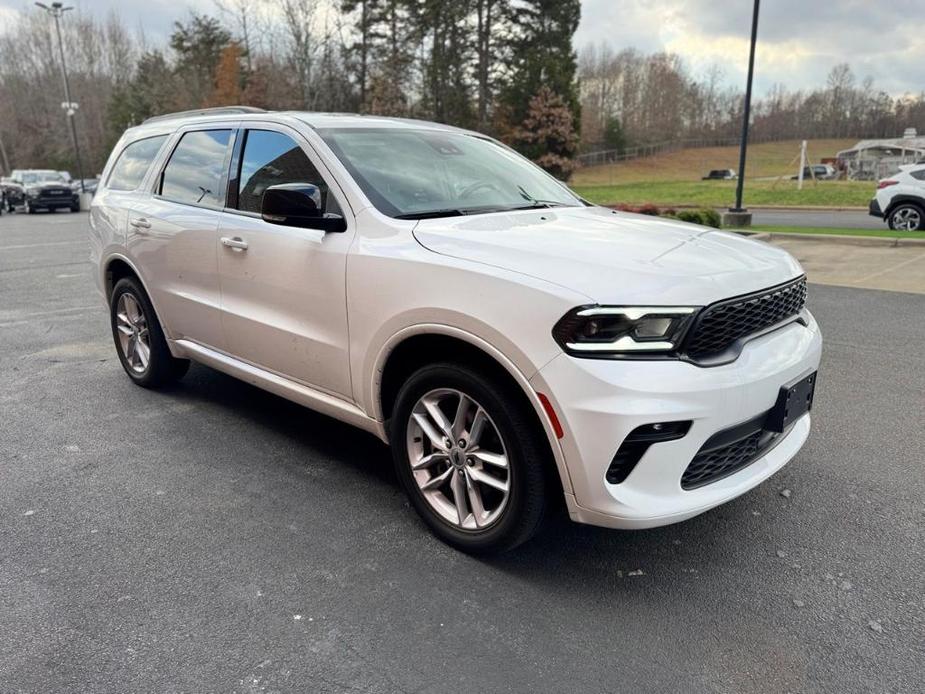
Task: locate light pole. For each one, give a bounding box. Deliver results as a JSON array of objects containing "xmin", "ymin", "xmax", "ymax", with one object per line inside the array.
[
  {"xmin": 35, "ymin": 1, "xmax": 85, "ymax": 194},
  {"xmin": 727, "ymin": 0, "xmax": 760, "ymax": 226}
]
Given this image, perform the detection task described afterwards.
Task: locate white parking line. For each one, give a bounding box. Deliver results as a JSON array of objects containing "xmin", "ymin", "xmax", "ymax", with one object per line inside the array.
[{"xmin": 852, "ymin": 252, "xmax": 925, "ymax": 283}]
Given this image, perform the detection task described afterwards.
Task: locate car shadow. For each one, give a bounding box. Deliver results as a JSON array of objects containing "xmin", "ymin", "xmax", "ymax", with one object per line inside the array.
[{"xmin": 149, "ymin": 361, "xmax": 778, "ymax": 587}]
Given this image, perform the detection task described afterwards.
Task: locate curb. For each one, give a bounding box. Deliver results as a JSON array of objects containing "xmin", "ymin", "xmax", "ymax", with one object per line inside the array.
[
  {"xmin": 725, "ymin": 205, "xmax": 869, "ymax": 212},
  {"xmin": 731, "ymin": 230, "xmax": 925, "ymax": 247},
  {"xmin": 603, "ymin": 203, "xmax": 869, "ymax": 212}
]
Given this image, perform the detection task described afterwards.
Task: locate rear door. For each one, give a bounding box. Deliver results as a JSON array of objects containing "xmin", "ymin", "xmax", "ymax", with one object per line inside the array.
[
  {"xmin": 92, "ymin": 134, "xmax": 169, "ymax": 263},
  {"xmin": 128, "ymin": 126, "xmax": 236, "ymax": 351},
  {"xmin": 216, "ymin": 124, "xmax": 354, "ymax": 398}
]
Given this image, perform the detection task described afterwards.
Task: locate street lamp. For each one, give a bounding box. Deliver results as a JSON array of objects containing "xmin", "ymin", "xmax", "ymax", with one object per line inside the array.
[
  {"xmin": 35, "ymin": 1, "xmax": 85, "ymax": 194},
  {"xmin": 727, "ymin": 0, "xmax": 760, "ymax": 226}
]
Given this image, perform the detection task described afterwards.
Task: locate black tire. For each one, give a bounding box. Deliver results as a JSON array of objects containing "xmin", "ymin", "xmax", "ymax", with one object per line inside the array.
[
  {"xmin": 887, "ymin": 203, "xmax": 924, "ymax": 231},
  {"xmin": 109, "ymin": 277, "xmax": 189, "ymax": 388},
  {"xmin": 389, "ymin": 362, "xmax": 549, "ymax": 554},
  {"xmin": 70, "ymin": 204, "xmax": 80, "ymax": 213}
]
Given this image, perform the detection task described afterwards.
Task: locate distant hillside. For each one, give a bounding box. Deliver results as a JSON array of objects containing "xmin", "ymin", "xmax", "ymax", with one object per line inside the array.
[{"xmin": 572, "ymin": 139, "xmax": 857, "ymax": 186}]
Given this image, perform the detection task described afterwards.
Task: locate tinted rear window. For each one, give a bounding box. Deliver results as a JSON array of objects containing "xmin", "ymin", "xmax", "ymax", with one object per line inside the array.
[
  {"xmin": 160, "ymin": 129, "xmax": 232, "ymax": 206},
  {"xmin": 107, "ymin": 136, "xmax": 168, "ymax": 191}
]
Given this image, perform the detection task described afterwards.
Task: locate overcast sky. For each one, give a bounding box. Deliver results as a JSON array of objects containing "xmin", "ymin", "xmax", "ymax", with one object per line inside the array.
[{"xmin": 1, "ymin": 0, "xmax": 922, "ymax": 96}]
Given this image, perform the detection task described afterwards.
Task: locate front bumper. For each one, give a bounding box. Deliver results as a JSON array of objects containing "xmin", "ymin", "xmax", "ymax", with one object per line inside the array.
[
  {"xmin": 28, "ymin": 192, "xmax": 78, "ymax": 208},
  {"xmin": 531, "ymin": 311, "xmax": 822, "ymax": 529}
]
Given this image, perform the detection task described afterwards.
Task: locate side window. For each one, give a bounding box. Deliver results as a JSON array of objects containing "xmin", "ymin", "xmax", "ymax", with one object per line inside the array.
[
  {"xmin": 237, "ymin": 129, "xmax": 340, "ymax": 215},
  {"xmin": 160, "ymin": 129, "xmax": 232, "ymax": 207},
  {"xmin": 107, "ymin": 135, "xmax": 168, "ymax": 191},
  {"xmin": 910, "ymin": 170, "xmax": 925, "ymax": 181}
]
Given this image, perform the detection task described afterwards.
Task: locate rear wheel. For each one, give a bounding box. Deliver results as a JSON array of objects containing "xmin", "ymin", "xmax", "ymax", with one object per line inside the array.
[
  {"xmin": 389, "ymin": 363, "xmax": 548, "ymax": 553},
  {"xmin": 888, "ymin": 203, "xmax": 924, "ymax": 231},
  {"xmin": 110, "ymin": 277, "xmax": 189, "ymax": 388}
]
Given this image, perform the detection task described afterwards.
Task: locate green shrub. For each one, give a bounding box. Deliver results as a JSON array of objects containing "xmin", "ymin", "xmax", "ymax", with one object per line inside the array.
[
  {"xmin": 699, "ymin": 208, "xmax": 722, "ymax": 228},
  {"xmin": 676, "ymin": 210, "xmax": 705, "ymax": 225},
  {"xmin": 671, "ymin": 208, "xmax": 721, "ymax": 228}
]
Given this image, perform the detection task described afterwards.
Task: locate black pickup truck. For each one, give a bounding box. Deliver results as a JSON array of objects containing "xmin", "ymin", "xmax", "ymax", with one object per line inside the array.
[{"xmin": 4, "ymin": 169, "xmax": 80, "ymax": 213}]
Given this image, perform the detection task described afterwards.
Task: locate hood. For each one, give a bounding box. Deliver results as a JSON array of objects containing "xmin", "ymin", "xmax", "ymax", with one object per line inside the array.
[
  {"xmin": 412, "ymin": 206, "xmax": 803, "ymax": 305},
  {"xmin": 29, "ymin": 180, "xmax": 71, "ymax": 190}
]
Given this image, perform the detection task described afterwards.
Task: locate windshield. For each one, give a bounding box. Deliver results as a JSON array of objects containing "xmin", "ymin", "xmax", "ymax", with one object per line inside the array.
[
  {"xmin": 318, "ymin": 127, "xmax": 583, "ymax": 219},
  {"xmin": 22, "ymin": 171, "xmax": 65, "ymax": 184}
]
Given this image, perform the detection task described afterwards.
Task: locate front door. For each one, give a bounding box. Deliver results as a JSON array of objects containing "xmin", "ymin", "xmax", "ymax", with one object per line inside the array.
[{"xmin": 217, "ymin": 126, "xmax": 354, "ymax": 399}]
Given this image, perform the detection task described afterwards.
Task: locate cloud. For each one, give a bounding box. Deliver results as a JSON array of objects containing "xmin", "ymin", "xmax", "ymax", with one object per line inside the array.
[{"xmin": 577, "ymin": 0, "xmax": 925, "ymax": 95}]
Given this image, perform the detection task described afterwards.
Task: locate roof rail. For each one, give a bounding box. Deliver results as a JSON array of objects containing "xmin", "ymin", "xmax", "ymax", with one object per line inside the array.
[{"xmin": 141, "ymin": 106, "xmax": 266, "ymax": 125}]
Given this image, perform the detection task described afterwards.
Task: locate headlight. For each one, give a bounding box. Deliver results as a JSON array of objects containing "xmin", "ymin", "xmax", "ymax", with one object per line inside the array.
[
  {"xmin": 26, "ymin": 187, "xmax": 41, "ymax": 196},
  {"xmin": 553, "ymin": 306, "xmax": 699, "ymax": 356}
]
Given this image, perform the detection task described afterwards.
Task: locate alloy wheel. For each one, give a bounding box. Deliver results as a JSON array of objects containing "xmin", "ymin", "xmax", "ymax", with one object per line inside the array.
[
  {"xmin": 115, "ymin": 292, "xmax": 151, "ymax": 374},
  {"xmin": 892, "ymin": 207, "xmax": 922, "ymax": 231},
  {"xmin": 406, "ymin": 388, "xmax": 511, "ymax": 531}
]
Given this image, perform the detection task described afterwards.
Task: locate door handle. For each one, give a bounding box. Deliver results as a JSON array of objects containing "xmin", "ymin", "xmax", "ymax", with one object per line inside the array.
[
  {"xmin": 221, "ymin": 236, "xmax": 248, "ymax": 251},
  {"xmin": 129, "ymin": 217, "xmax": 151, "ymax": 230}
]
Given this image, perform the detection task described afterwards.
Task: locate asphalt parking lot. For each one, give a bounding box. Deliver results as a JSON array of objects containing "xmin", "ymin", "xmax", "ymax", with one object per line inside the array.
[{"xmin": 2, "ymin": 212, "xmax": 923, "ymax": 693}]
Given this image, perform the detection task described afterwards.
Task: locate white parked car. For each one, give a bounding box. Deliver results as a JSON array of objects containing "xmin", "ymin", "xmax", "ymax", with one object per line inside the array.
[
  {"xmin": 791, "ymin": 164, "xmax": 837, "ymax": 181},
  {"xmin": 90, "ymin": 107, "xmax": 822, "ymax": 552},
  {"xmin": 870, "ymin": 163, "xmax": 925, "ymax": 231}
]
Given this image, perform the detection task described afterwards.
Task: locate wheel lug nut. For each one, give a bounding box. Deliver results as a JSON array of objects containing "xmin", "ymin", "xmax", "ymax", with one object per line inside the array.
[{"xmin": 458, "ymin": 439, "xmax": 466, "ymax": 448}]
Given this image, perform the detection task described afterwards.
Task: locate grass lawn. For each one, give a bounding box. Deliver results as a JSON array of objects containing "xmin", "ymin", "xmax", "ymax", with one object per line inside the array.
[
  {"xmin": 573, "ymin": 139, "xmax": 856, "ymax": 185},
  {"xmin": 572, "ymin": 179, "xmax": 873, "ymax": 208},
  {"xmin": 746, "ymin": 225, "xmax": 925, "ymax": 240}
]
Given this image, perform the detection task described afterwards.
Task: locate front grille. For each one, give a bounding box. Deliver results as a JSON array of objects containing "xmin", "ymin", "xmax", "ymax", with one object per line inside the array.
[
  {"xmin": 682, "ymin": 277, "xmax": 807, "ymax": 362},
  {"xmin": 37, "ymin": 188, "xmax": 72, "ymax": 199},
  {"xmin": 681, "ymin": 415, "xmax": 782, "ymax": 490}
]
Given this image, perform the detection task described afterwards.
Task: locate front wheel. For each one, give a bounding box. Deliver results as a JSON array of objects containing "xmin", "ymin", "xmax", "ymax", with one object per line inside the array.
[
  {"xmin": 888, "ymin": 203, "xmax": 923, "ymax": 231},
  {"xmin": 389, "ymin": 363, "xmax": 549, "ymax": 553},
  {"xmin": 110, "ymin": 277, "xmax": 189, "ymax": 388}
]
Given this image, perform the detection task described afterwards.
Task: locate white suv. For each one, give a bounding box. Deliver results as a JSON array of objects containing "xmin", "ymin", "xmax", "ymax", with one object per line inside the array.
[
  {"xmin": 90, "ymin": 107, "xmax": 822, "ymax": 552},
  {"xmin": 870, "ymin": 163, "xmax": 925, "ymax": 231}
]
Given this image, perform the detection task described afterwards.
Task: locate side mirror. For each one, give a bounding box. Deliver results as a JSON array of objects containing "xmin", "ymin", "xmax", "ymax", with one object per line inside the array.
[{"xmin": 261, "ymin": 183, "xmax": 346, "ymax": 233}]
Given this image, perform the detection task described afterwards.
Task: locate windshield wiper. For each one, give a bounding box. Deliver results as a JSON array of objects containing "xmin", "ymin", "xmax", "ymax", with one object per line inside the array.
[
  {"xmin": 394, "ymin": 209, "xmax": 469, "ymax": 220},
  {"xmin": 514, "ymin": 186, "xmax": 570, "ymax": 210},
  {"xmin": 503, "ymin": 201, "xmax": 569, "ymax": 211}
]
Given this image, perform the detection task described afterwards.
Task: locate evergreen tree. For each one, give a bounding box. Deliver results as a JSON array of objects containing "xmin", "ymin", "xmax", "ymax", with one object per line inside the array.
[
  {"xmin": 170, "ymin": 14, "xmax": 233, "ymax": 108},
  {"xmin": 107, "ymin": 50, "xmax": 177, "ymax": 132},
  {"xmin": 341, "ymin": 0, "xmax": 380, "ymax": 110},
  {"xmin": 343, "ymin": 0, "xmax": 417, "ymax": 115},
  {"xmin": 499, "ymin": 0, "xmax": 580, "ymax": 136},
  {"xmin": 604, "ymin": 115, "xmax": 626, "ymax": 153},
  {"xmin": 418, "ymin": 0, "xmax": 475, "ymax": 127}
]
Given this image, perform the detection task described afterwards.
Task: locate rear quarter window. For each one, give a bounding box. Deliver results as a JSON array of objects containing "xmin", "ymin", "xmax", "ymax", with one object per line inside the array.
[
  {"xmin": 107, "ymin": 135, "xmax": 168, "ymax": 191},
  {"xmin": 910, "ymin": 170, "xmax": 925, "ymax": 181}
]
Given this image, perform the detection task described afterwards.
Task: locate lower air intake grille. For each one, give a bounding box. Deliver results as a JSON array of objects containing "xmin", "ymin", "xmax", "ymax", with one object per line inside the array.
[{"xmin": 681, "ymin": 416, "xmax": 782, "ymax": 490}]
